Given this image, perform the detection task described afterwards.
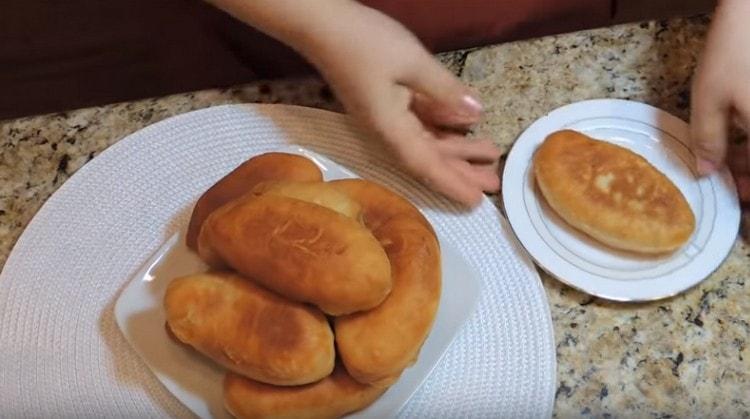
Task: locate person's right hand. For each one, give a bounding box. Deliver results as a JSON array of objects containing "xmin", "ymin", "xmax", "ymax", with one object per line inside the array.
[
  {"xmin": 690, "ymin": 0, "xmax": 750, "ymax": 203},
  {"xmin": 299, "ymin": 3, "xmax": 500, "ymax": 207},
  {"xmin": 205, "ymin": 0, "xmax": 501, "ymax": 207}
]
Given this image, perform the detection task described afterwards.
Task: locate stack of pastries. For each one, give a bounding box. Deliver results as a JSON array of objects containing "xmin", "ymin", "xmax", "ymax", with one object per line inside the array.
[{"xmin": 164, "ymin": 152, "xmax": 442, "ymax": 419}]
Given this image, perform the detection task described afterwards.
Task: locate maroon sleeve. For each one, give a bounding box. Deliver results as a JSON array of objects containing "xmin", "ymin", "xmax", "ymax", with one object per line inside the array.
[
  {"xmin": 0, "ymin": 0, "xmax": 714, "ymax": 119},
  {"xmin": 361, "ymin": 0, "xmax": 612, "ymax": 52}
]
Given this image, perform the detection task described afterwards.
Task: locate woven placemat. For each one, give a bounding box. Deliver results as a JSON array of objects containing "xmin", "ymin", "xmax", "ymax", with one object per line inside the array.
[{"xmin": 0, "ymin": 104, "xmax": 556, "ymax": 418}]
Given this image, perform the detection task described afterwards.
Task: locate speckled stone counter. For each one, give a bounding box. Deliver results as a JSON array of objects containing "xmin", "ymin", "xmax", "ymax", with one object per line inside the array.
[{"xmin": 1, "ymin": 16, "xmax": 748, "ymax": 418}]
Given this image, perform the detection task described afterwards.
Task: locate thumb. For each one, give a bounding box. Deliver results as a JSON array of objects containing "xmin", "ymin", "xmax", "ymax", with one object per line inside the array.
[
  {"xmin": 401, "ymin": 51, "xmax": 483, "ymax": 126},
  {"xmin": 690, "ymin": 82, "xmax": 729, "ymax": 175}
]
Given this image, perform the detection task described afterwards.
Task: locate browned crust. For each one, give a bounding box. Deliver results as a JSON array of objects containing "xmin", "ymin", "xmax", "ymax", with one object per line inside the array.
[
  {"xmin": 533, "ymin": 130, "xmax": 695, "ymax": 253},
  {"xmin": 224, "ymin": 362, "xmax": 386, "ymax": 419},
  {"xmin": 197, "ymin": 193, "xmax": 393, "ymax": 315},
  {"xmin": 186, "ymin": 153, "xmax": 323, "ymax": 250},
  {"xmin": 164, "ymin": 272, "xmax": 335, "ymax": 386},
  {"xmin": 331, "ymin": 179, "xmax": 441, "ymax": 386}
]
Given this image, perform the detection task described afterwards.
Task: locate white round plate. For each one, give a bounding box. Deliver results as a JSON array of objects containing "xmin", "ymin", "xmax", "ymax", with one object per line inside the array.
[
  {"xmin": 0, "ymin": 104, "xmax": 556, "ymax": 418},
  {"xmin": 503, "ymin": 99, "xmax": 741, "ymax": 302}
]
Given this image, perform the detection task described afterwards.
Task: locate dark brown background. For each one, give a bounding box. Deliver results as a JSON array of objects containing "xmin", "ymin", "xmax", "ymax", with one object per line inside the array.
[{"xmin": 1, "ymin": 0, "xmax": 714, "ymax": 120}]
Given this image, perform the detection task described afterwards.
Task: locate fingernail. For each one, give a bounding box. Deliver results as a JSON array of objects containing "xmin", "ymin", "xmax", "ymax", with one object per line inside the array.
[
  {"xmin": 696, "ymin": 158, "xmax": 717, "ymax": 176},
  {"xmin": 460, "ymin": 94, "xmax": 483, "ymax": 114}
]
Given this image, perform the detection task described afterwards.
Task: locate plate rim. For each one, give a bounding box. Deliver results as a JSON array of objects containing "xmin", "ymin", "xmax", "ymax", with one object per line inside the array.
[
  {"xmin": 113, "ymin": 144, "xmax": 484, "ymax": 418},
  {"xmin": 502, "ymin": 98, "xmax": 741, "ymax": 302}
]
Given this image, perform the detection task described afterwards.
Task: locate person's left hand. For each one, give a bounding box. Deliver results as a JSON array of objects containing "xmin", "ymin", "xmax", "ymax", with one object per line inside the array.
[{"xmin": 690, "ymin": 0, "xmax": 750, "ymax": 203}]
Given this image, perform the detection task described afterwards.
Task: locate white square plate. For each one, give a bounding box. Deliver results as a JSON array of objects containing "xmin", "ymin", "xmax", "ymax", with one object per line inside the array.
[{"xmin": 114, "ymin": 146, "xmax": 481, "ymax": 418}]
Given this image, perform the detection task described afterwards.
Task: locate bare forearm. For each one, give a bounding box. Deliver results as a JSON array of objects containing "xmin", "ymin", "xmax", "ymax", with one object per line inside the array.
[
  {"xmin": 205, "ymin": 0, "xmax": 497, "ymax": 206},
  {"xmin": 204, "ymin": 0, "xmax": 360, "ymax": 62}
]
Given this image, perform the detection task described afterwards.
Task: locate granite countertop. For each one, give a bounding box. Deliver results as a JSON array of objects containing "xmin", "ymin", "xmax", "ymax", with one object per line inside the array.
[{"xmin": 2, "ymin": 16, "xmax": 749, "ymax": 418}]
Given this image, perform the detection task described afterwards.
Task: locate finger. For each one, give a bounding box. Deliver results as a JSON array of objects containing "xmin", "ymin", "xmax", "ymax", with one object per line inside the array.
[
  {"xmin": 728, "ymin": 107, "xmax": 750, "ymax": 203},
  {"xmin": 731, "ymin": 93, "xmax": 750, "ymax": 161},
  {"xmin": 436, "ymin": 137, "xmax": 502, "ymax": 164},
  {"xmin": 378, "ymin": 106, "xmax": 484, "ymax": 206},
  {"xmin": 405, "ymin": 149, "xmax": 484, "ymax": 206},
  {"xmin": 353, "ymin": 83, "xmax": 413, "ymax": 138},
  {"xmin": 728, "ymin": 140, "xmax": 749, "ymax": 174},
  {"xmin": 449, "ymin": 147, "xmax": 501, "ymax": 182},
  {"xmin": 731, "ymin": 111, "xmax": 747, "ymax": 133},
  {"xmin": 472, "ymin": 157, "xmax": 501, "ymax": 175},
  {"xmin": 690, "ymin": 80, "xmax": 730, "ymax": 174},
  {"xmin": 411, "ymin": 92, "xmax": 480, "ymax": 129},
  {"xmin": 422, "ymin": 162, "xmax": 485, "ymax": 206},
  {"xmin": 741, "ymin": 140, "xmax": 750, "ymax": 203},
  {"xmin": 400, "ymin": 52, "xmax": 483, "ymax": 126},
  {"xmin": 738, "ymin": 175, "xmax": 750, "ymax": 203},
  {"xmin": 450, "ymin": 159, "xmax": 500, "ymax": 193}
]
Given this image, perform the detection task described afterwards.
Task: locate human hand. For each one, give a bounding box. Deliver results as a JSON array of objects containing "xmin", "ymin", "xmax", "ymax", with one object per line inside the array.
[
  {"xmin": 690, "ymin": 0, "xmax": 750, "ymax": 203},
  {"xmin": 204, "ymin": 0, "xmax": 499, "ymax": 206},
  {"xmin": 298, "ymin": 3, "xmax": 501, "ymax": 207}
]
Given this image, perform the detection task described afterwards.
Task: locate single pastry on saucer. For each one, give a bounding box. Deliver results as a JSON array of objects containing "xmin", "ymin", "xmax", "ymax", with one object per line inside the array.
[{"xmin": 533, "ymin": 129, "xmax": 695, "ymax": 253}]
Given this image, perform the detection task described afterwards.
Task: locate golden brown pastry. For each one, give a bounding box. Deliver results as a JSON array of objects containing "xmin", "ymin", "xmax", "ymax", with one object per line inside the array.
[
  {"xmin": 186, "ymin": 153, "xmax": 323, "ymax": 250},
  {"xmin": 533, "ymin": 130, "xmax": 695, "ymax": 253},
  {"xmin": 197, "ymin": 193, "xmax": 392, "ymax": 315},
  {"xmin": 251, "ymin": 181, "xmax": 363, "ymax": 221},
  {"xmin": 328, "ymin": 179, "xmax": 434, "ymax": 235},
  {"xmin": 333, "ymin": 180, "xmax": 441, "ymax": 387},
  {"xmin": 224, "ymin": 363, "xmax": 387, "ymax": 419},
  {"xmin": 164, "ymin": 272, "xmax": 334, "ymax": 386}
]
